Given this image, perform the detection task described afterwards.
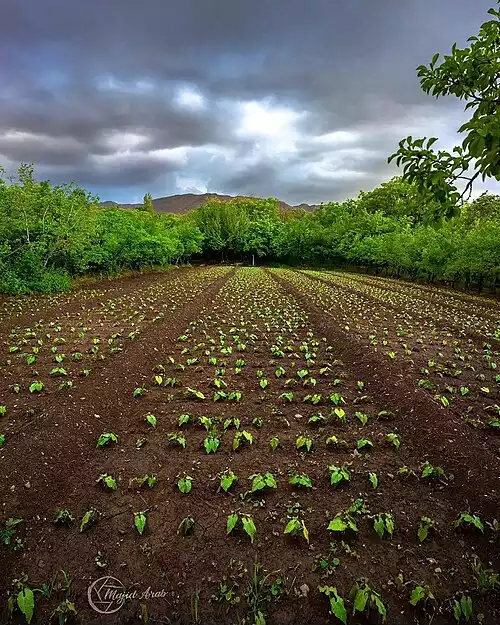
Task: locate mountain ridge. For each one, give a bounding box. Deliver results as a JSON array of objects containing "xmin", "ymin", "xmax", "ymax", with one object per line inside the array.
[{"xmin": 99, "ymin": 193, "xmax": 319, "ymax": 214}]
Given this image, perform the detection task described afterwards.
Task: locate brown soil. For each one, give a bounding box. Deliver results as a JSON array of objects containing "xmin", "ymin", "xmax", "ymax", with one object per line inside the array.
[{"xmin": 0, "ymin": 267, "xmax": 498, "ymax": 625}]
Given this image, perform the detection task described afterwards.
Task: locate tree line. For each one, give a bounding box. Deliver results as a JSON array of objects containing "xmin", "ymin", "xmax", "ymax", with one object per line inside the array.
[{"xmin": 1, "ymin": 164, "xmax": 498, "ymax": 293}]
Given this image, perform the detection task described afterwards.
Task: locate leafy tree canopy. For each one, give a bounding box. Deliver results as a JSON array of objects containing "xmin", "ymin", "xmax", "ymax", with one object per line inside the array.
[{"xmin": 389, "ymin": 3, "xmax": 500, "ymax": 214}]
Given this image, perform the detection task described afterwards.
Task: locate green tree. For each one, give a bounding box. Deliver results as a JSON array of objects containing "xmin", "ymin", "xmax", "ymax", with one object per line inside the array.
[
  {"xmin": 389, "ymin": 3, "xmax": 500, "ymax": 212},
  {"xmin": 141, "ymin": 193, "xmax": 154, "ymax": 213}
]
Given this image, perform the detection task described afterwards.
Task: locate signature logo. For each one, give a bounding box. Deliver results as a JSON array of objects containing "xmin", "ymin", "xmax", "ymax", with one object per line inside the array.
[
  {"xmin": 88, "ymin": 576, "xmax": 168, "ymax": 614},
  {"xmin": 87, "ymin": 576, "xmax": 125, "ymax": 614}
]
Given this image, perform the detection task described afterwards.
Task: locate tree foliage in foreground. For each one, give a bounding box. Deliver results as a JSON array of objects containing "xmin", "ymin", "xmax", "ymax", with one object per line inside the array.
[{"xmin": 389, "ymin": 3, "xmax": 500, "ymax": 213}]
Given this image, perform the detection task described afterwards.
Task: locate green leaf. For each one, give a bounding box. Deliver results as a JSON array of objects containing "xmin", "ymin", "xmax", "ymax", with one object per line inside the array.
[
  {"xmin": 328, "ymin": 516, "xmax": 347, "ymax": 532},
  {"xmin": 17, "ymin": 588, "xmax": 35, "ymax": 624},
  {"xmin": 80, "ymin": 509, "xmax": 95, "ymax": 532},
  {"xmin": 374, "ymin": 517, "xmax": 385, "ymax": 538},
  {"xmin": 269, "ymin": 436, "xmax": 280, "ymax": 451},
  {"xmin": 353, "ymin": 588, "xmax": 368, "ymax": 614},
  {"xmin": 242, "ymin": 516, "xmax": 257, "ymax": 543},
  {"xmin": 460, "ymin": 595, "xmax": 472, "ymax": 621},
  {"xmin": 178, "ymin": 476, "xmax": 192, "ymax": 493},
  {"xmin": 227, "ymin": 513, "xmax": 239, "ymax": 534},
  {"xmin": 284, "ymin": 519, "xmax": 300, "ymax": 535},
  {"xmin": 321, "ymin": 587, "xmax": 347, "ymax": 625},
  {"xmin": 410, "ymin": 586, "xmax": 425, "ymax": 606},
  {"xmin": 134, "ymin": 511, "xmax": 147, "ymax": 535},
  {"xmin": 372, "ymin": 594, "xmax": 387, "ymax": 619},
  {"xmin": 418, "ymin": 523, "xmax": 429, "ymax": 542}
]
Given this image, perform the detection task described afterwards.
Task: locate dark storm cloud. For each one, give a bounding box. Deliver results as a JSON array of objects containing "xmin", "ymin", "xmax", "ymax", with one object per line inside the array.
[{"xmin": 1, "ymin": 0, "xmax": 498, "ymax": 203}]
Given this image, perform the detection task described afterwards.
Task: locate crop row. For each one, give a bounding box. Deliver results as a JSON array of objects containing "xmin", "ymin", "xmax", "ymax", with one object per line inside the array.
[{"xmin": 275, "ymin": 269, "xmax": 499, "ymax": 434}]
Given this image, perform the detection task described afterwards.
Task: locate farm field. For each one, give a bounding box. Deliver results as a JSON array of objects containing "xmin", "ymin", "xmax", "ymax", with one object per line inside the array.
[{"xmin": 0, "ymin": 266, "xmax": 499, "ymax": 625}]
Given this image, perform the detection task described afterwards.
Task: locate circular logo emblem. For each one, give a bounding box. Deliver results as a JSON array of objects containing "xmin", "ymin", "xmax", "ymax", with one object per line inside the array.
[{"xmin": 87, "ymin": 576, "xmax": 125, "ymax": 614}]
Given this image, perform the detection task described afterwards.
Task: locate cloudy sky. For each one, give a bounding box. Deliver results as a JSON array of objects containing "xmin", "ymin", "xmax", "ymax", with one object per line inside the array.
[{"xmin": 2, "ymin": 0, "xmax": 499, "ymax": 204}]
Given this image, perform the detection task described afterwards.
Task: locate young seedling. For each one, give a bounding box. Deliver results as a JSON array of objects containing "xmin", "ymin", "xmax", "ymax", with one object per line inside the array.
[
  {"xmin": 53, "ymin": 509, "xmax": 75, "ymax": 525},
  {"xmin": 12, "ymin": 578, "xmax": 35, "ymax": 625},
  {"xmin": 284, "ymin": 517, "xmax": 309, "ymax": 543},
  {"xmin": 289, "ymin": 473, "xmax": 313, "ymax": 488},
  {"xmin": 330, "ymin": 393, "xmax": 345, "ymax": 406},
  {"xmin": 134, "ymin": 511, "xmax": 147, "ymax": 535},
  {"xmin": 96, "ymin": 432, "xmax": 118, "ymax": 448},
  {"xmin": 177, "ymin": 475, "xmax": 193, "ymax": 494},
  {"xmin": 368, "ymin": 472, "xmax": 378, "ymax": 489},
  {"xmin": 199, "ymin": 416, "xmax": 213, "ymax": 431},
  {"xmin": 144, "ymin": 413, "xmax": 157, "ymax": 428},
  {"xmin": 129, "ymin": 474, "xmax": 157, "ymax": 489},
  {"xmin": 219, "ymin": 469, "xmax": 238, "ymax": 493},
  {"xmin": 355, "ymin": 411, "xmax": 369, "ymax": 425},
  {"xmin": 249, "ymin": 472, "xmax": 277, "ymax": 494},
  {"xmin": 133, "ymin": 387, "xmax": 147, "ymax": 397},
  {"xmin": 332, "ymin": 408, "xmax": 347, "ymax": 424},
  {"xmin": 29, "ymin": 381, "xmax": 44, "ymax": 393},
  {"xmin": 177, "ymin": 516, "xmax": 195, "ymax": 537},
  {"xmin": 308, "ymin": 412, "xmax": 327, "ymax": 425},
  {"xmin": 349, "ymin": 579, "xmax": 386, "ymax": 622},
  {"xmin": 296, "ymin": 435, "xmax": 313, "ymax": 453},
  {"xmin": 80, "ymin": 508, "xmax": 99, "ymax": 532},
  {"xmin": 327, "ymin": 512, "xmax": 358, "ymax": 535},
  {"xmin": 178, "ymin": 413, "xmax": 191, "ymax": 427},
  {"xmin": 269, "ymin": 436, "xmax": 280, "ymax": 451},
  {"xmin": 318, "ymin": 586, "xmax": 347, "ymax": 624},
  {"xmin": 326, "ymin": 435, "xmax": 348, "ymax": 448},
  {"xmin": 455, "ymin": 512, "xmax": 484, "ymax": 534},
  {"xmin": 0, "ymin": 518, "xmax": 23, "ymax": 549},
  {"xmin": 97, "ymin": 473, "xmax": 117, "ymax": 490},
  {"xmin": 372, "ymin": 512, "xmax": 395, "ymax": 538},
  {"xmin": 223, "ymin": 416, "xmax": 240, "ymax": 431},
  {"xmin": 386, "ymin": 432, "xmax": 401, "ymax": 450},
  {"xmin": 421, "ymin": 461, "xmax": 447, "ymax": 481},
  {"xmin": 470, "ymin": 555, "xmax": 499, "ymax": 592},
  {"xmin": 410, "ymin": 584, "xmax": 436, "ymax": 610},
  {"xmin": 304, "ymin": 393, "xmax": 322, "ymax": 405},
  {"xmin": 357, "ymin": 438, "xmax": 373, "ymax": 451},
  {"xmin": 233, "ymin": 430, "xmax": 253, "ymax": 450},
  {"xmin": 186, "ymin": 387, "xmax": 205, "ymax": 400},
  {"xmin": 417, "ymin": 516, "xmax": 436, "ymax": 542},
  {"xmin": 452, "ymin": 594, "xmax": 473, "ymax": 623},
  {"xmin": 328, "ymin": 465, "xmax": 351, "ymax": 487},
  {"xmin": 168, "ymin": 432, "xmax": 187, "ymax": 449},
  {"xmin": 275, "ymin": 366, "xmax": 286, "ymax": 378},
  {"xmin": 226, "ymin": 513, "xmax": 257, "ymax": 543}
]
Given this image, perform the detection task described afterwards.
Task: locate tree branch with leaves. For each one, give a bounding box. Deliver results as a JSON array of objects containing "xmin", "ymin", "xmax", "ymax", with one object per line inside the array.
[{"xmin": 389, "ymin": 4, "xmax": 500, "ymax": 215}]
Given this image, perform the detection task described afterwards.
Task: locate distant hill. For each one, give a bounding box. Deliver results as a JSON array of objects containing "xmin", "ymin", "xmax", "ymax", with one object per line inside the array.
[{"xmin": 99, "ymin": 193, "xmax": 318, "ymax": 214}]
